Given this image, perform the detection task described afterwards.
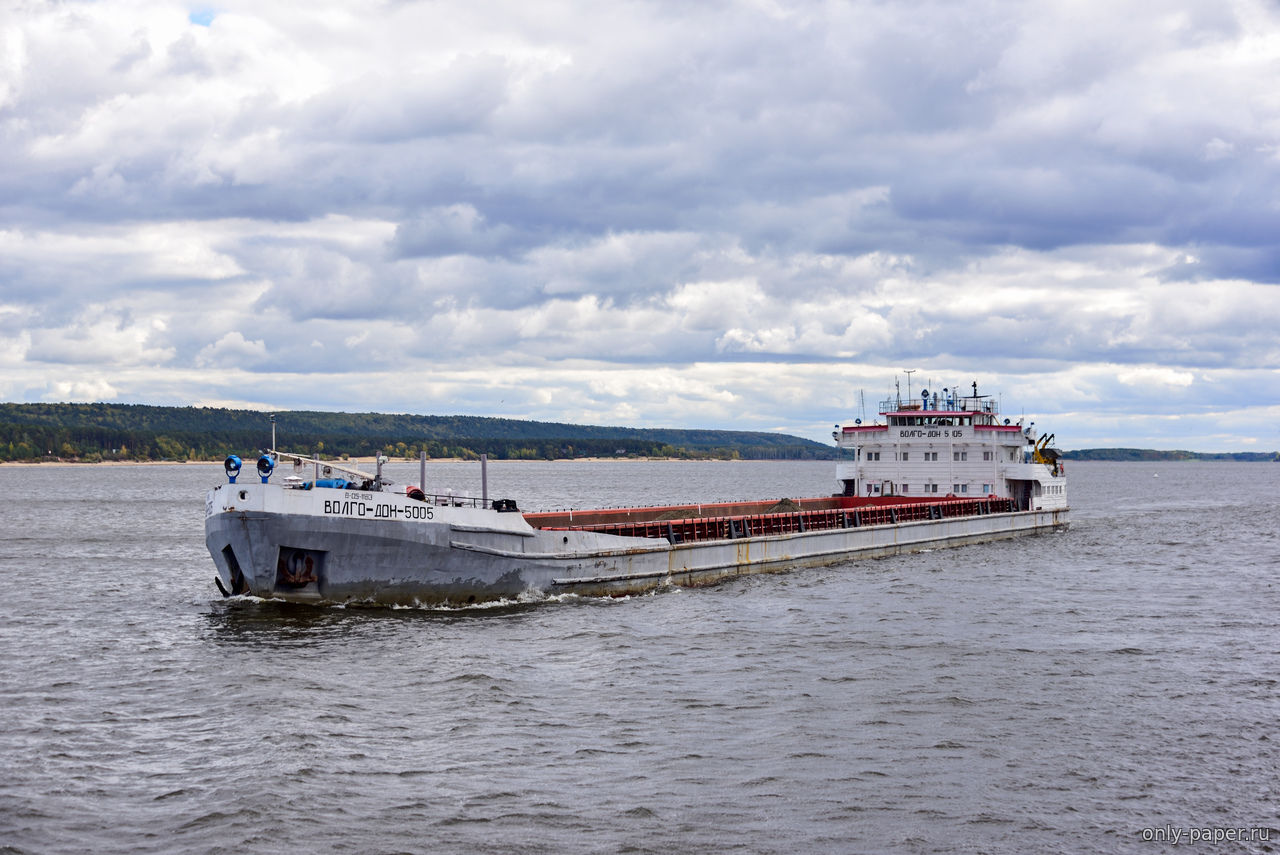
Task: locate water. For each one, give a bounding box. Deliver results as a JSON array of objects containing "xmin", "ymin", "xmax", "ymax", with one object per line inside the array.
[{"xmin": 0, "ymin": 460, "xmax": 1276, "ymax": 854}]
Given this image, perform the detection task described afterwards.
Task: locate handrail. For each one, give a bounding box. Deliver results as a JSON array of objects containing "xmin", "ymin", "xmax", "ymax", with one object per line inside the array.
[
  {"xmin": 879, "ymin": 397, "xmax": 997, "ymax": 415},
  {"xmin": 424, "ymin": 493, "xmax": 486, "ymax": 508},
  {"xmin": 271, "ymin": 449, "xmax": 392, "ymax": 486}
]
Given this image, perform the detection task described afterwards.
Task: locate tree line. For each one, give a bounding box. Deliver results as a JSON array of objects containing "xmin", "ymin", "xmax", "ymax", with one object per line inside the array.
[
  {"xmin": 1060, "ymin": 448, "xmax": 1279, "ymax": 462},
  {"xmin": 0, "ymin": 403, "xmax": 838, "ymax": 463}
]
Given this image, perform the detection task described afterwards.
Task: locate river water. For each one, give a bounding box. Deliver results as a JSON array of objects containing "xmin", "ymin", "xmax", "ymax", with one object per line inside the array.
[{"xmin": 0, "ymin": 460, "xmax": 1276, "ymax": 854}]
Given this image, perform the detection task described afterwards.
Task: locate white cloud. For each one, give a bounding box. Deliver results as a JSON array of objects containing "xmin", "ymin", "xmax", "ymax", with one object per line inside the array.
[
  {"xmin": 1115, "ymin": 367, "xmax": 1196, "ymax": 389},
  {"xmin": 26, "ymin": 308, "xmax": 174, "ymax": 366},
  {"xmin": 42, "ymin": 378, "xmax": 120, "ymax": 403},
  {"xmin": 196, "ymin": 331, "xmax": 268, "ymax": 368}
]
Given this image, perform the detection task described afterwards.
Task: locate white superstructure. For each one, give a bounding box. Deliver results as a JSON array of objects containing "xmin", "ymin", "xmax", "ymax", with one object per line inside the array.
[{"xmin": 833, "ymin": 383, "xmax": 1067, "ymax": 512}]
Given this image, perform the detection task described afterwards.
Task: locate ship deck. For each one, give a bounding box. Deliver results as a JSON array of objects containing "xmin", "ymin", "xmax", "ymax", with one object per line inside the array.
[{"xmin": 524, "ymin": 495, "xmax": 1018, "ymax": 544}]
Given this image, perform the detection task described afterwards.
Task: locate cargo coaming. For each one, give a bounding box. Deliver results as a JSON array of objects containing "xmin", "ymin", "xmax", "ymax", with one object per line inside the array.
[{"xmin": 204, "ymin": 382, "xmax": 1069, "ymax": 605}]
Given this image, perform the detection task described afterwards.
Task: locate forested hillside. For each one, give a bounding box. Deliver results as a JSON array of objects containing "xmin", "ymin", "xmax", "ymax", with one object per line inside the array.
[
  {"xmin": 1060, "ymin": 448, "xmax": 1278, "ymax": 462},
  {"xmin": 0, "ymin": 403, "xmax": 838, "ymax": 462}
]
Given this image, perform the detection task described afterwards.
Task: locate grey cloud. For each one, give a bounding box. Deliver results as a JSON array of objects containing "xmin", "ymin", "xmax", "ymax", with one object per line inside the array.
[
  {"xmin": 391, "ymin": 204, "xmax": 538, "ymax": 259},
  {"xmin": 243, "ymin": 243, "xmax": 410, "ymax": 322},
  {"xmin": 299, "ymin": 54, "xmax": 511, "ymax": 144},
  {"xmin": 1166, "ymin": 248, "xmax": 1280, "ymax": 284},
  {"xmin": 111, "ymin": 31, "xmax": 152, "ymax": 73},
  {"xmin": 166, "ymin": 32, "xmax": 215, "ymax": 76}
]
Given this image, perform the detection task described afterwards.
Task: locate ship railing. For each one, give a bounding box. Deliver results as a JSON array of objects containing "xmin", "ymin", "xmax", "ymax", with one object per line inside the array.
[
  {"xmin": 541, "ymin": 497, "xmax": 1018, "ymax": 544},
  {"xmin": 878, "ymin": 397, "xmax": 998, "ymax": 415},
  {"xmin": 424, "ymin": 492, "xmax": 487, "ymax": 508}
]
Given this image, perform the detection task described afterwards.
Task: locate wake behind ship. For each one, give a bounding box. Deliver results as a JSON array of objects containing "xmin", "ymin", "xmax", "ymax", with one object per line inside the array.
[{"xmin": 205, "ymin": 383, "xmax": 1068, "ymax": 605}]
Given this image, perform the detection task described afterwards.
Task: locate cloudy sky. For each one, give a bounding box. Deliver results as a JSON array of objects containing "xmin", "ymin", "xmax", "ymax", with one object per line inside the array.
[{"xmin": 3, "ymin": 0, "xmax": 1278, "ymax": 450}]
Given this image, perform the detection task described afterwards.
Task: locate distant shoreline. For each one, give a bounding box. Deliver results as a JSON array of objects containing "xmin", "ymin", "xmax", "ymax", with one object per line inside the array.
[{"xmin": 0, "ymin": 456, "xmax": 751, "ymax": 467}]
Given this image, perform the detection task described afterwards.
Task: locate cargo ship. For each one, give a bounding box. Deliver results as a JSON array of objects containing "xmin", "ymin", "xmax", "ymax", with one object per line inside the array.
[{"xmin": 204, "ymin": 383, "xmax": 1067, "ymax": 605}]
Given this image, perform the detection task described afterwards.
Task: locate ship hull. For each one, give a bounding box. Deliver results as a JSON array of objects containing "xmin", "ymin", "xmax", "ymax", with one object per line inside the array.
[{"xmin": 205, "ymin": 483, "xmax": 1068, "ymax": 605}]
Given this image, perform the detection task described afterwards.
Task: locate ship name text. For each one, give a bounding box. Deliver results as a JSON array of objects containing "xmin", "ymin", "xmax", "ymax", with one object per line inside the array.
[{"xmin": 323, "ymin": 498, "xmax": 434, "ymax": 521}]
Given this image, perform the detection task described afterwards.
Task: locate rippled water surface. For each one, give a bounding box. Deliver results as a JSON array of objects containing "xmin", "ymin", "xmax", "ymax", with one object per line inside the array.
[{"xmin": 1, "ymin": 460, "xmax": 1276, "ymax": 854}]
